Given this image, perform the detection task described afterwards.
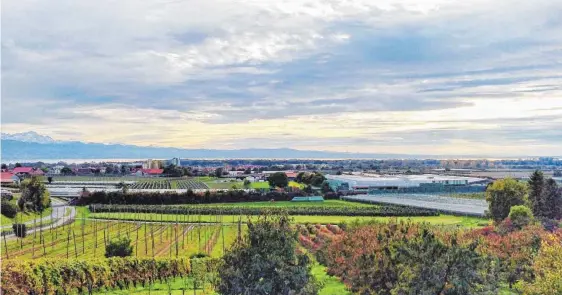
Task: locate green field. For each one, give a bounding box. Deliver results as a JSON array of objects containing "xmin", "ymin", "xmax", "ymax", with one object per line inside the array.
[
  {"xmin": 193, "ymin": 200, "xmax": 377, "ymax": 208},
  {"xmin": 89, "ymin": 211, "xmax": 486, "ymax": 227}
]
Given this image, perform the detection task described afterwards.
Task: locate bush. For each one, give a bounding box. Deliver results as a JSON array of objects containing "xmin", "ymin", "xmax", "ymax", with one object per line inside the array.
[
  {"xmin": 190, "ymin": 252, "xmax": 209, "ymax": 259},
  {"xmin": 509, "ymin": 205, "xmax": 534, "ymax": 229},
  {"xmin": 1, "ymin": 201, "xmax": 17, "ymax": 218},
  {"xmin": 105, "ymin": 236, "xmax": 133, "ymax": 258},
  {"xmin": 12, "ymin": 224, "xmax": 26, "ymax": 238}
]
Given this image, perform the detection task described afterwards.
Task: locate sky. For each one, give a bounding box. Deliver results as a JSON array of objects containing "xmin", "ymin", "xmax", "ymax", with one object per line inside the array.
[{"xmin": 2, "ymin": 0, "xmax": 562, "ymax": 156}]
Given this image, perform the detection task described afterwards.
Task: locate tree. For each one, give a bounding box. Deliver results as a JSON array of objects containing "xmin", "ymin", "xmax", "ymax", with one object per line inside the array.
[
  {"xmin": 394, "ymin": 231, "xmax": 497, "ymax": 295},
  {"xmin": 215, "ymin": 168, "xmax": 224, "ymax": 178},
  {"xmin": 105, "ymin": 236, "xmax": 133, "ymax": 258},
  {"xmin": 244, "ymin": 168, "xmax": 252, "ymax": 174},
  {"xmin": 243, "ymin": 179, "xmax": 251, "ymax": 188},
  {"xmin": 120, "ymin": 165, "xmax": 128, "ymax": 175},
  {"xmin": 485, "ymin": 178, "xmax": 527, "ymax": 222},
  {"xmin": 554, "ymin": 170, "xmax": 562, "ymax": 177},
  {"xmin": 528, "ymin": 170, "xmax": 545, "ymax": 217},
  {"xmin": 321, "ymin": 181, "xmax": 333, "ymax": 194},
  {"xmin": 542, "ymin": 178, "xmax": 561, "ymax": 219},
  {"xmin": 105, "ymin": 166, "xmax": 114, "ymax": 174},
  {"xmin": 1, "ymin": 163, "xmax": 7, "ymax": 170},
  {"xmin": 508, "ymin": 205, "xmax": 534, "ymax": 229},
  {"xmin": 517, "ymin": 234, "xmax": 562, "ymax": 295},
  {"xmin": 61, "ymin": 167, "xmax": 73, "ymax": 175},
  {"xmin": 15, "ymin": 163, "xmax": 22, "ymax": 168},
  {"xmin": 218, "ymin": 213, "xmax": 318, "ymax": 295},
  {"xmin": 163, "ymin": 164, "xmax": 183, "ymax": 177},
  {"xmin": 19, "ymin": 176, "xmax": 51, "ymax": 212},
  {"xmin": 47, "ymin": 176, "xmax": 53, "ymax": 184},
  {"xmin": 267, "ymin": 172, "xmax": 289, "ymax": 188}
]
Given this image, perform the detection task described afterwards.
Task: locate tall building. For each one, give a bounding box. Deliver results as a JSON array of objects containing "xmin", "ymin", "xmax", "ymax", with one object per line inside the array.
[{"xmin": 143, "ymin": 159, "xmax": 162, "ymax": 169}]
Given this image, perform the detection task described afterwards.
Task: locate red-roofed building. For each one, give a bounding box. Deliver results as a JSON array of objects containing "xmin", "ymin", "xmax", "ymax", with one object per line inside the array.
[
  {"xmin": 30, "ymin": 169, "xmax": 45, "ymax": 176},
  {"xmin": 135, "ymin": 169, "xmax": 164, "ymax": 177},
  {"xmin": 285, "ymin": 172, "xmax": 298, "ymax": 179},
  {"xmin": 1, "ymin": 172, "xmax": 19, "ymax": 184},
  {"xmin": 12, "ymin": 167, "xmax": 34, "ymax": 174}
]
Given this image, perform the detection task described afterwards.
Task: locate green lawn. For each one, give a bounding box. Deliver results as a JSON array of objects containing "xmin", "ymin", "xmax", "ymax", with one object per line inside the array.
[
  {"xmin": 249, "ymin": 182, "xmax": 270, "ymax": 189},
  {"xmin": 93, "ymin": 276, "xmax": 214, "ymax": 295},
  {"xmin": 312, "ymin": 263, "xmax": 351, "ymax": 295}
]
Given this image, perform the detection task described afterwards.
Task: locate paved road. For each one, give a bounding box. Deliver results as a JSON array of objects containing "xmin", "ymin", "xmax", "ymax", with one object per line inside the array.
[
  {"xmin": 1, "ymin": 199, "xmax": 68, "ymax": 229},
  {"xmin": 3, "ymin": 200, "xmax": 76, "ymax": 240},
  {"xmin": 343, "ymin": 194, "xmax": 487, "ymax": 217}
]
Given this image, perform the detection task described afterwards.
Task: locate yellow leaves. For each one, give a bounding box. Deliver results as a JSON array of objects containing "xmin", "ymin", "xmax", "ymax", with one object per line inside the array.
[{"xmin": 517, "ymin": 233, "xmax": 562, "ymax": 295}]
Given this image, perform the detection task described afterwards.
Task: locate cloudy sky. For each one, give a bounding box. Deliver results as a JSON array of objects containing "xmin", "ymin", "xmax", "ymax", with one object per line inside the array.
[{"xmin": 2, "ymin": 0, "xmax": 562, "ymax": 156}]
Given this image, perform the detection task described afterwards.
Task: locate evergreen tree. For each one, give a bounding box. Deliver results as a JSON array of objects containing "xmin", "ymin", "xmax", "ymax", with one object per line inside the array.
[
  {"xmin": 543, "ymin": 178, "xmax": 561, "ymax": 219},
  {"xmin": 528, "ymin": 170, "xmax": 545, "ymax": 217},
  {"xmin": 218, "ymin": 212, "xmax": 318, "ymax": 295}
]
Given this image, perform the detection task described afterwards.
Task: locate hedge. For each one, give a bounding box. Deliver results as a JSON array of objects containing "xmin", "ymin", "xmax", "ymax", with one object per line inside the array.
[
  {"xmin": 77, "ymin": 190, "xmax": 302, "ymax": 205},
  {"xmin": 89, "ymin": 204, "xmax": 439, "ymax": 217}
]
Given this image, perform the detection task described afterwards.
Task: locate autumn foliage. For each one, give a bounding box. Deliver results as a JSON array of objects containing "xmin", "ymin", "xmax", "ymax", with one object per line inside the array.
[{"xmin": 299, "ymin": 220, "xmax": 562, "ymax": 294}]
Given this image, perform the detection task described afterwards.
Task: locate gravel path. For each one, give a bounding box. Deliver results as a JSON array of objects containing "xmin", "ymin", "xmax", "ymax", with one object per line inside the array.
[{"xmin": 343, "ymin": 194, "xmax": 488, "ymax": 217}]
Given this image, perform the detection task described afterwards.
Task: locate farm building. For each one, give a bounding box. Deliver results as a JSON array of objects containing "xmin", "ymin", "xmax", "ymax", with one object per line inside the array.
[
  {"xmin": 135, "ymin": 169, "xmax": 164, "ymax": 177},
  {"xmin": 326, "ymin": 173, "xmax": 488, "ymax": 194},
  {"xmin": 12, "ymin": 167, "xmax": 44, "ymax": 177},
  {"xmin": 0, "ymin": 172, "xmax": 20, "ymax": 185}
]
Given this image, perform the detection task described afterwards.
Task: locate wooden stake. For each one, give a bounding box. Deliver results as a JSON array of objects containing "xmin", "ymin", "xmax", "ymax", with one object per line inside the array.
[
  {"xmin": 3, "ymin": 234, "xmax": 9, "ymax": 259},
  {"xmin": 72, "ymin": 230, "xmax": 78, "ymax": 258}
]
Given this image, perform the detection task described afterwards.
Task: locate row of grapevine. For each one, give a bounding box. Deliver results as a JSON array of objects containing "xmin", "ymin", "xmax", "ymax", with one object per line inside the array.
[
  {"xmin": 177, "ymin": 179, "xmax": 209, "ymax": 189},
  {"xmin": 3, "ymin": 219, "xmax": 233, "ymax": 260},
  {"xmin": 90, "ymin": 203, "xmax": 439, "ymax": 217},
  {"xmin": 129, "ymin": 180, "xmax": 172, "ymax": 190},
  {"xmin": 1, "ymin": 257, "xmax": 223, "ymax": 295}
]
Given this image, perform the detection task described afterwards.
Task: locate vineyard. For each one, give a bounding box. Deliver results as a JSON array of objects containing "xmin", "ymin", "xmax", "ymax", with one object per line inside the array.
[
  {"xmin": 2, "ymin": 257, "xmax": 222, "ymax": 295},
  {"xmin": 2, "ymin": 219, "xmax": 240, "ymax": 261},
  {"xmin": 176, "ymin": 179, "xmax": 209, "ymax": 190},
  {"xmin": 129, "ymin": 180, "xmax": 172, "ymax": 190}
]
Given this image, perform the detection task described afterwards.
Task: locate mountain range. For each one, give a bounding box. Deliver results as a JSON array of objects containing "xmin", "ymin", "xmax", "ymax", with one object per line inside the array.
[{"xmin": 1, "ymin": 131, "xmax": 426, "ymax": 161}]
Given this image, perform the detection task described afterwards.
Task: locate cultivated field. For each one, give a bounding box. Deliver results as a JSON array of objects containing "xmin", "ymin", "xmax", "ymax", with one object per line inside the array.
[{"xmin": 3, "ymin": 219, "xmax": 240, "ymax": 260}]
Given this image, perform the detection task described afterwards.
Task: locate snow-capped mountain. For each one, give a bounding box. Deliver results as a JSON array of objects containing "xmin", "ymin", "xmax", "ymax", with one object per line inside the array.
[{"xmin": 1, "ymin": 131, "xmax": 57, "ymax": 144}]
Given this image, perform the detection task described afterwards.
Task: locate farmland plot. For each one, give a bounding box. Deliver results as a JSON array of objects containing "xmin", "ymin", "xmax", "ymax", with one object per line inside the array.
[{"xmin": 2, "ymin": 219, "xmax": 238, "ymax": 260}]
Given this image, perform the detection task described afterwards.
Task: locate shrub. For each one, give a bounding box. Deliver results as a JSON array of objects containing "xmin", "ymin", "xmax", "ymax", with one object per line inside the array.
[
  {"xmin": 508, "ymin": 205, "xmax": 534, "ymax": 229},
  {"xmin": 105, "ymin": 236, "xmax": 133, "ymax": 258},
  {"xmin": 189, "ymin": 252, "xmax": 209, "ymax": 259},
  {"xmin": 12, "ymin": 224, "xmax": 26, "ymax": 238},
  {"xmin": 1, "ymin": 201, "xmax": 17, "ymax": 218}
]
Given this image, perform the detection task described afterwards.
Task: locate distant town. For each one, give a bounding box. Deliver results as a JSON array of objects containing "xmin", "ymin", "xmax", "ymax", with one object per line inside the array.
[{"xmin": 2, "ymin": 157, "xmax": 561, "ymax": 207}]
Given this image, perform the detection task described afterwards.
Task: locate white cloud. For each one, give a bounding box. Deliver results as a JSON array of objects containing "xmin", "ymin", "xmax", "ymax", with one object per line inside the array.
[{"xmin": 2, "ymin": 0, "xmax": 562, "ymax": 156}]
